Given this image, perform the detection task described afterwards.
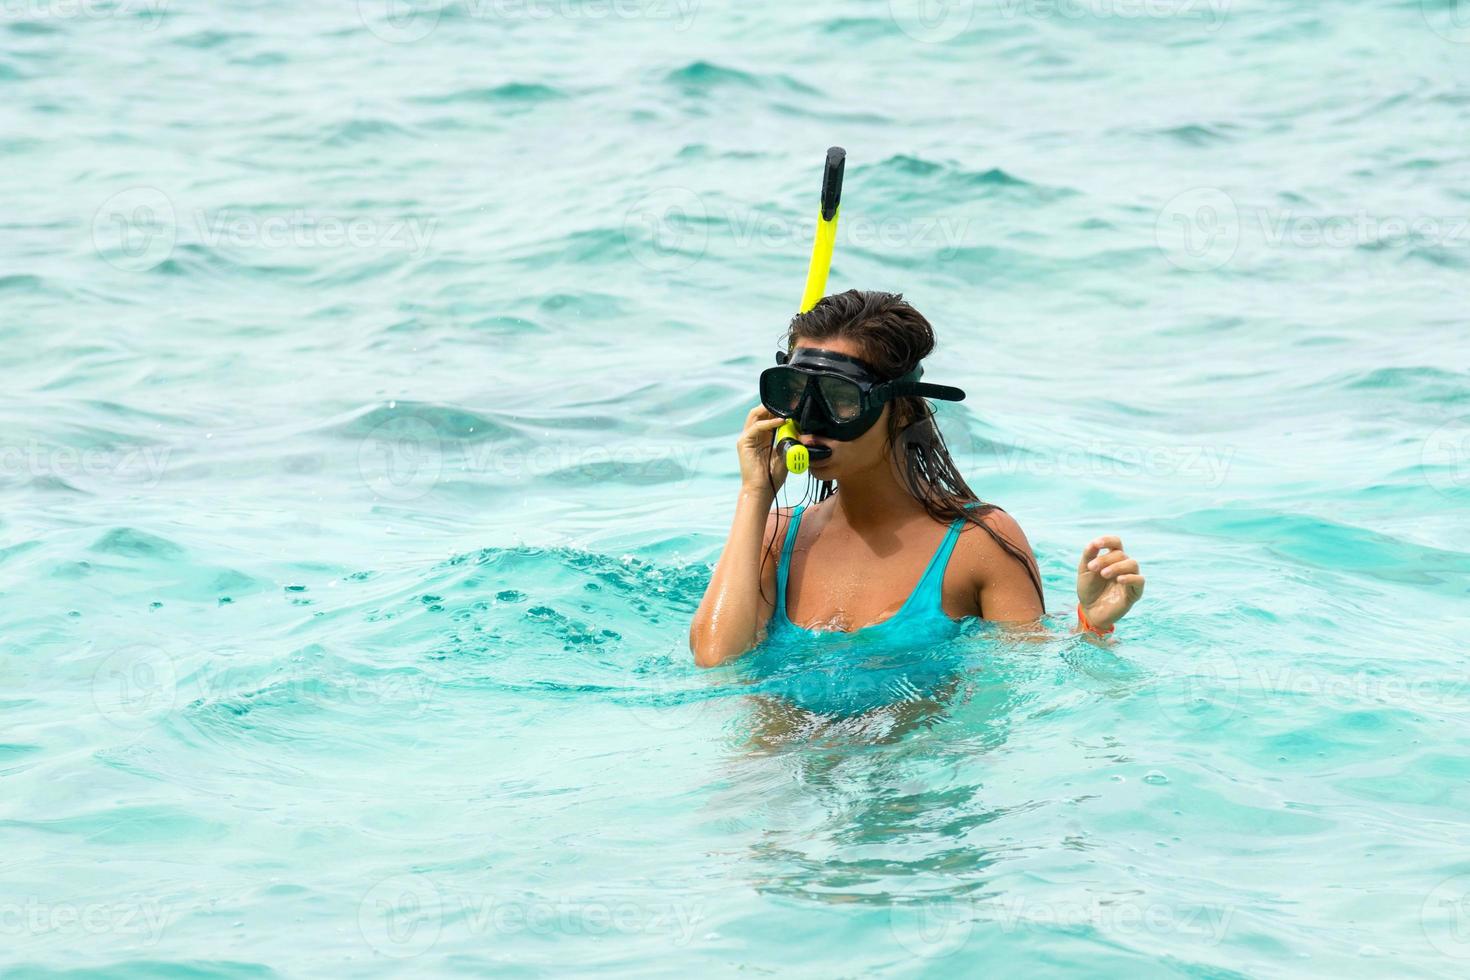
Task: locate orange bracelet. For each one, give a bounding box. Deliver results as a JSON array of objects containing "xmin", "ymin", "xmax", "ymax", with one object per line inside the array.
[{"xmin": 1077, "ymin": 603, "xmax": 1114, "ymax": 636}]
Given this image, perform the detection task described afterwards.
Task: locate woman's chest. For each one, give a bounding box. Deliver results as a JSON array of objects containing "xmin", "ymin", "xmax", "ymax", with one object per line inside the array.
[{"xmin": 784, "ymin": 524, "xmax": 979, "ymax": 629}]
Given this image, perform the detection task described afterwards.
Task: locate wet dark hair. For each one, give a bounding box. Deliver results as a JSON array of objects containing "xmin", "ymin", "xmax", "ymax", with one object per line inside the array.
[{"xmin": 763, "ymin": 289, "xmax": 1045, "ymax": 613}]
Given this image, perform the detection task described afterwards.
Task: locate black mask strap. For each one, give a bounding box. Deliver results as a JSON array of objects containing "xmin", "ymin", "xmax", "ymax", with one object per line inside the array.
[{"xmin": 888, "ymin": 380, "xmax": 966, "ymax": 403}]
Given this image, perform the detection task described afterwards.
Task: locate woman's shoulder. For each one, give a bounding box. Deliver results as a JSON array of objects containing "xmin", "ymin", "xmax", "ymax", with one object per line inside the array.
[{"xmin": 953, "ymin": 501, "xmax": 1033, "ymax": 554}]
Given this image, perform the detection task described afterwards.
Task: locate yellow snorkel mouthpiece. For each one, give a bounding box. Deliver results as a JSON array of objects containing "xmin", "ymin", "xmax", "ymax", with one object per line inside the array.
[
  {"xmin": 780, "ymin": 146, "xmax": 845, "ymax": 475},
  {"xmin": 776, "ymin": 419, "xmax": 809, "ymax": 475}
]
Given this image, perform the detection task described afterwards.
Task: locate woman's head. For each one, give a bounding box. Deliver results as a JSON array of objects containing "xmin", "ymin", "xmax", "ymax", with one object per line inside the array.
[
  {"xmin": 785, "ymin": 289, "xmax": 937, "ymax": 384},
  {"xmin": 780, "ymin": 290, "xmax": 948, "ymax": 486}
]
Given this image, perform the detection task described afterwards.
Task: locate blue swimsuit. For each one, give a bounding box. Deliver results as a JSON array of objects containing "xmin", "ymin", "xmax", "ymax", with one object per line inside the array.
[{"xmin": 766, "ymin": 503, "xmax": 977, "ymax": 647}]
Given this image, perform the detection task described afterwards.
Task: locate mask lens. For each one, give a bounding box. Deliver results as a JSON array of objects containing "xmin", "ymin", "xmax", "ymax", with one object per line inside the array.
[
  {"xmin": 760, "ymin": 367, "xmax": 809, "ymax": 417},
  {"xmin": 815, "ymin": 375, "xmax": 864, "ymax": 421}
]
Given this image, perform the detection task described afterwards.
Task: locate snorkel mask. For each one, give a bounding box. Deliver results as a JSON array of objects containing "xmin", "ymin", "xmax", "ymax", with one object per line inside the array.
[{"xmin": 760, "ymin": 347, "xmax": 966, "ymax": 442}]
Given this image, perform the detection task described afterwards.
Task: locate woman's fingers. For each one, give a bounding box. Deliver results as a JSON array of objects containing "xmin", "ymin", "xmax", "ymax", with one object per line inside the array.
[
  {"xmin": 1098, "ymin": 557, "xmax": 1138, "ymax": 579},
  {"xmin": 738, "ymin": 414, "xmax": 785, "ymax": 447},
  {"xmin": 1088, "ymin": 549, "xmax": 1132, "ymax": 575},
  {"xmin": 1080, "ymin": 535, "xmax": 1124, "ymax": 572},
  {"xmin": 743, "ymin": 404, "xmax": 777, "ymax": 427},
  {"xmin": 746, "ymin": 417, "xmax": 784, "ymax": 442},
  {"xmin": 1114, "ymin": 573, "xmax": 1145, "ymax": 601}
]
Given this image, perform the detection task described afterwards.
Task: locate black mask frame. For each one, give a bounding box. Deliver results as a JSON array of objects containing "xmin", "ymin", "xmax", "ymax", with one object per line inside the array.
[{"xmin": 759, "ymin": 347, "xmax": 966, "ymax": 441}]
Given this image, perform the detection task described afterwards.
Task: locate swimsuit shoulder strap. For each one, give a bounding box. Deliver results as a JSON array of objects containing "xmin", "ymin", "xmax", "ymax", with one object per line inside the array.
[
  {"xmin": 911, "ymin": 501, "xmax": 984, "ymax": 611},
  {"xmin": 773, "ymin": 505, "xmax": 806, "ymax": 620}
]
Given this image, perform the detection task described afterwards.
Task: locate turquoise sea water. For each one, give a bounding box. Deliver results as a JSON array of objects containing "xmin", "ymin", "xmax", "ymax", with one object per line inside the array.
[{"xmin": 4, "ymin": 0, "xmax": 1470, "ymax": 975}]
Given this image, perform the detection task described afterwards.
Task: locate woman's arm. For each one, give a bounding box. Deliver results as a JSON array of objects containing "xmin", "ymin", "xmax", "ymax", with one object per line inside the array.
[
  {"xmin": 689, "ymin": 494, "xmax": 781, "ymax": 667},
  {"xmin": 974, "ymin": 510, "xmax": 1047, "ymax": 622},
  {"xmin": 689, "ymin": 407, "xmax": 789, "ymax": 668}
]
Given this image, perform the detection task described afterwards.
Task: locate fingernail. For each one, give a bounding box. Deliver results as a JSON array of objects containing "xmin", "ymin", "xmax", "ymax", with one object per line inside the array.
[
  {"xmin": 1087, "ymin": 560, "xmax": 1098, "ymax": 570},
  {"xmin": 1102, "ymin": 568, "xmax": 1113, "ymax": 577}
]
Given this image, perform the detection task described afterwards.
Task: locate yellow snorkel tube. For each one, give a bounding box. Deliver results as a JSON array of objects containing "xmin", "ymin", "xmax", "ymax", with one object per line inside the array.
[{"xmin": 776, "ymin": 146, "xmax": 846, "ymax": 476}]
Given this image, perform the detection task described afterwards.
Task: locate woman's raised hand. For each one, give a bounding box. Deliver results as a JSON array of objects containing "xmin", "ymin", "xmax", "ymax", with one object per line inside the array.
[
  {"xmin": 1076, "ymin": 535, "xmax": 1145, "ymax": 631},
  {"xmin": 737, "ymin": 405, "xmax": 789, "ymax": 497}
]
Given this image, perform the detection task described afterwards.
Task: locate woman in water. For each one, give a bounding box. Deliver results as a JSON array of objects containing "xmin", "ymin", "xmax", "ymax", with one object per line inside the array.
[{"xmin": 690, "ymin": 290, "xmax": 1145, "ymax": 668}]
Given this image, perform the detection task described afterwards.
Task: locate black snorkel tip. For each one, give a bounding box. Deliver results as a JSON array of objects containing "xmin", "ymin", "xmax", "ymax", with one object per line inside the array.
[{"xmin": 820, "ymin": 147, "xmax": 846, "ymax": 222}]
